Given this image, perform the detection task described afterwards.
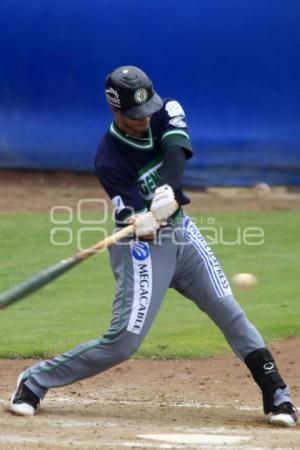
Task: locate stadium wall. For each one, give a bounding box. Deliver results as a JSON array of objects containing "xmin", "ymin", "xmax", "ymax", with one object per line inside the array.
[{"xmin": 0, "ymin": 0, "xmax": 300, "ymax": 186}]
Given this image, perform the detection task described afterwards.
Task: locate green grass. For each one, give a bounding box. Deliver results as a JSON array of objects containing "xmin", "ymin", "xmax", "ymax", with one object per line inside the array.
[{"xmin": 0, "ymin": 210, "xmax": 299, "ymax": 358}]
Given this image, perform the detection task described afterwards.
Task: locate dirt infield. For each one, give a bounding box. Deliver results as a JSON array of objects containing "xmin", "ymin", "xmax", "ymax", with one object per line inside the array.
[
  {"xmin": 0, "ymin": 170, "xmax": 299, "ymax": 448},
  {"xmin": 0, "ymin": 337, "xmax": 299, "ymax": 449}
]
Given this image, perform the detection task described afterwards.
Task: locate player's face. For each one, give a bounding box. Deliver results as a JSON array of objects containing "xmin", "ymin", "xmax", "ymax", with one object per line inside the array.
[{"xmin": 115, "ymin": 112, "xmax": 151, "ymax": 138}]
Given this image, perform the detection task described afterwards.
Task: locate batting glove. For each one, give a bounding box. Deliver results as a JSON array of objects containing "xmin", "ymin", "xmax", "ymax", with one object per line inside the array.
[
  {"xmin": 150, "ymin": 184, "xmax": 178, "ymax": 221},
  {"xmin": 130, "ymin": 212, "xmax": 160, "ymax": 238}
]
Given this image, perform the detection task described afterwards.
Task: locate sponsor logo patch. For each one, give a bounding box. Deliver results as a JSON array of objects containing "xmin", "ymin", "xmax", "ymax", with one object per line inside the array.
[
  {"xmin": 131, "ymin": 242, "xmax": 150, "ymax": 261},
  {"xmin": 127, "ymin": 243, "xmax": 152, "ymax": 335},
  {"xmin": 112, "ymin": 195, "xmax": 125, "ymax": 213},
  {"xmin": 263, "ymin": 362, "xmax": 275, "ymax": 372},
  {"xmin": 169, "ymin": 116, "xmax": 187, "ymax": 128},
  {"xmin": 184, "ymin": 218, "xmax": 232, "ymax": 298},
  {"xmin": 165, "ymin": 100, "xmax": 185, "ymax": 117},
  {"xmin": 105, "ymin": 87, "xmax": 121, "ymax": 108}
]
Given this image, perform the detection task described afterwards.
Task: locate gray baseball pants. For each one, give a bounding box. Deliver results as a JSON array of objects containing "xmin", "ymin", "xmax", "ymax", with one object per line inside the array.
[{"xmin": 23, "ymin": 217, "xmax": 287, "ymax": 403}]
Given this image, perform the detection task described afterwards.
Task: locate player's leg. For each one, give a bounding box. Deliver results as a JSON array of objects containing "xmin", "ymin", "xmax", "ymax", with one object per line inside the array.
[
  {"xmin": 171, "ymin": 217, "xmax": 297, "ymax": 426},
  {"xmin": 9, "ymin": 235, "xmax": 177, "ymax": 416}
]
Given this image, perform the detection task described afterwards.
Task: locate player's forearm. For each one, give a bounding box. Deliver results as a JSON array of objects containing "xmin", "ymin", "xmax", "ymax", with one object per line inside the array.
[{"xmin": 158, "ymin": 145, "xmax": 186, "ymax": 190}]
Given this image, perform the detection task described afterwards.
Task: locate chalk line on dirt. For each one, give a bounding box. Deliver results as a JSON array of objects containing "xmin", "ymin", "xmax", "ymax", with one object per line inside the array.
[{"xmin": 45, "ymin": 395, "xmax": 262, "ymax": 411}]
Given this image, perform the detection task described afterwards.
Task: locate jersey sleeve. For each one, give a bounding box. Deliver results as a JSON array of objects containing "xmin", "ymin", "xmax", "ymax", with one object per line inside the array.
[
  {"xmin": 159, "ymin": 99, "xmax": 193, "ymax": 158},
  {"xmin": 96, "ymin": 166, "xmax": 147, "ymax": 225}
]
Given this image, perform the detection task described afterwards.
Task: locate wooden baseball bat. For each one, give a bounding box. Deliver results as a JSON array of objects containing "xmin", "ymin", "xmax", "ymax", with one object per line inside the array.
[{"xmin": 0, "ymin": 225, "xmax": 134, "ymax": 310}]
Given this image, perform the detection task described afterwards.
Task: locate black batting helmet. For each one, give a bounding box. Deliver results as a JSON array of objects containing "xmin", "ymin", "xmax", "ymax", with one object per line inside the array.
[{"xmin": 105, "ymin": 66, "xmax": 163, "ymax": 119}]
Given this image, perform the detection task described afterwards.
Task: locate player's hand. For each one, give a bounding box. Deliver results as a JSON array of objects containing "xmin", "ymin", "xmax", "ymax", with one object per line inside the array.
[
  {"xmin": 129, "ymin": 212, "xmax": 159, "ymax": 239},
  {"xmin": 150, "ymin": 184, "xmax": 178, "ymax": 221}
]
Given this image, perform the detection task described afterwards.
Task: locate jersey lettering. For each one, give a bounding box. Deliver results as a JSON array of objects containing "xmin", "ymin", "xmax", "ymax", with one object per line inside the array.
[{"xmin": 137, "ymin": 161, "xmax": 163, "ymax": 200}]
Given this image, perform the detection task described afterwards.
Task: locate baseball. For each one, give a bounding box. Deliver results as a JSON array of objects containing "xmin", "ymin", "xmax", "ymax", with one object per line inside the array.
[
  {"xmin": 253, "ymin": 182, "xmax": 271, "ymax": 198},
  {"xmin": 231, "ymin": 273, "xmax": 257, "ymax": 291}
]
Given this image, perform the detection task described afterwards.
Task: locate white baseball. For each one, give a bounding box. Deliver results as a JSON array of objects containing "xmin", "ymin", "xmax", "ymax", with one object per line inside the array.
[
  {"xmin": 231, "ymin": 273, "xmax": 257, "ymax": 291},
  {"xmin": 253, "ymin": 182, "xmax": 271, "ymax": 198}
]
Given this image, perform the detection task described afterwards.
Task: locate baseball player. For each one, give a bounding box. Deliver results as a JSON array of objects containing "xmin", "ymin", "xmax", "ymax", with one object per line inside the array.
[{"xmin": 9, "ymin": 66, "xmax": 297, "ymax": 427}]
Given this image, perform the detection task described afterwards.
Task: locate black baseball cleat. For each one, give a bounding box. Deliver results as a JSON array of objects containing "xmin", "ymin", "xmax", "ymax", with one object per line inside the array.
[
  {"xmin": 9, "ymin": 372, "xmax": 40, "ymax": 416},
  {"xmin": 269, "ymin": 402, "xmax": 298, "ymax": 427}
]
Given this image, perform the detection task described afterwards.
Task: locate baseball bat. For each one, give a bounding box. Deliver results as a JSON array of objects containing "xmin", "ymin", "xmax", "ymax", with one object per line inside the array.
[{"xmin": 0, "ymin": 224, "xmax": 134, "ymax": 310}]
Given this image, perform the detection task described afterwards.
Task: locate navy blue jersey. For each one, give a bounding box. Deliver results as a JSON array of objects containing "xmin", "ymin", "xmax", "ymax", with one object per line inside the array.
[{"xmin": 95, "ymin": 99, "xmax": 193, "ymax": 224}]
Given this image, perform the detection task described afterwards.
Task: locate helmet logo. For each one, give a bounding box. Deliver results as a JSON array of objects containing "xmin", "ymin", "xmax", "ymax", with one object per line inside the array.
[
  {"xmin": 134, "ymin": 88, "xmax": 148, "ymax": 104},
  {"xmin": 105, "ymin": 87, "xmax": 121, "ymax": 108}
]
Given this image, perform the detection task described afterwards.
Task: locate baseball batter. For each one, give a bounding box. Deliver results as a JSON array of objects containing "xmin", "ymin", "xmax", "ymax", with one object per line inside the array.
[{"xmin": 9, "ymin": 66, "xmax": 297, "ymax": 427}]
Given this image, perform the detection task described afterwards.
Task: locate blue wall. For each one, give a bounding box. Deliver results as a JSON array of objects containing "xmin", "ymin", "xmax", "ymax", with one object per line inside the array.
[{"xmin": 1, "ymin": 0, "xmax": 300, "ymax": 186}]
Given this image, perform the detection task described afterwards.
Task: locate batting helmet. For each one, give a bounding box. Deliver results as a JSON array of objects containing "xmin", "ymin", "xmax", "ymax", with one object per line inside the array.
[{"xmin": 105, "ymin": 66, "xmax": 163, "ymax": 119}]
